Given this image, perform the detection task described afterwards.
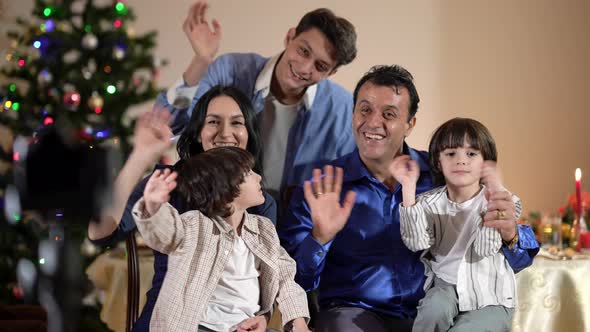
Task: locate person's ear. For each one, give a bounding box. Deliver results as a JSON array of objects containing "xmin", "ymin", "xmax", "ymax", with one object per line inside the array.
[
  {"xmin": 328, "ymin": 67, "xmax": 338, "ymax": 77},
  {"xmin": 404, "ymin": 116, "xmax": 417, "ymax": 138},
  {"xmin": 284, "ymin": 28, "xmax": 296, "ymax": 48}
]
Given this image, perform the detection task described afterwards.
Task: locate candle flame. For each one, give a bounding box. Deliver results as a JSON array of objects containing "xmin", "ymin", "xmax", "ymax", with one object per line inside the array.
[{"xmin": 576, "ymin": 168, "xmax": 582, "ymax": 181}]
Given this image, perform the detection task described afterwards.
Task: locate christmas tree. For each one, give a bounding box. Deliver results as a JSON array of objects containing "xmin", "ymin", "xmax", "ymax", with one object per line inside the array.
[
  {"xmin": 0, "ymin": 0, "xmax": 164, "ymax": 150},
  {"xmin": 0, "ymin": 0, "xmax": 164, "ymax": 329}
]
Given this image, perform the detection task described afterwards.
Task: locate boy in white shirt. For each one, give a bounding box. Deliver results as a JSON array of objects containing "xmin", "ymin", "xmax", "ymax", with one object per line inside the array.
[
  {"xmin": 391, "ymin": 118, "xmax": 519, "ymax": 332},
  {"xmin": 133, "ymin": 147, "xmax": 310, "ymax": 332}
]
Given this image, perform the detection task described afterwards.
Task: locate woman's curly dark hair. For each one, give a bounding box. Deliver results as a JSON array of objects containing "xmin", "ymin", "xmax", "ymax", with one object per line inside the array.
[{"xmin": 176, "ymin": 146, "xmax": 255, "ymax": 218}]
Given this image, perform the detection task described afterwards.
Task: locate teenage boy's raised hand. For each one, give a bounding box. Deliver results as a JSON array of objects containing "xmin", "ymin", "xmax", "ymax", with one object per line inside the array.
[{"xmin": 183, "ymin": 1, "xmax": 222, "ymax": 64}]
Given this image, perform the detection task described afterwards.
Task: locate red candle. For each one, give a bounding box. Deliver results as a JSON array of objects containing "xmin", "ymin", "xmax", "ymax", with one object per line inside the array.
[{"xmin": 575, "ymin": 168, "xmax": 582, "ymax": 217}]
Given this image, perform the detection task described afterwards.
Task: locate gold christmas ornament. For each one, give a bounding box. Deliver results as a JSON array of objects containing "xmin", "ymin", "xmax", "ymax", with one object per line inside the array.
[{"xmin": 87, "ymin": 92, "xmax": 104, "ymax": 109}]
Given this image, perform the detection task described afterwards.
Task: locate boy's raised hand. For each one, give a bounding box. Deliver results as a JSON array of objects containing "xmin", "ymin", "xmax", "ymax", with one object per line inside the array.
[
  {"xmin": 143, "ymin": 169, "xmax": 178, "ymax": 216},
  {"xmin": 304, "ymin": 165, "xmax": 356, "ymax": 245},
  {"xmin": 481, "ymin": 160, "xmax": 503, "ymax": 191},
  {"xmin": 183, "ymin": 1, "xmax": 222, "ymax": 63},
  {"xmin": 390, "ymin": 155, "xmax": 420, "ymax": 187}
]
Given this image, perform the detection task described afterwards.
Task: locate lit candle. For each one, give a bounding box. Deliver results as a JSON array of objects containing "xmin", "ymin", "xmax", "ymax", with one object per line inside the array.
[{"xmin": 575, "ymin": 168, "xmax": 582, "ymax": 217}]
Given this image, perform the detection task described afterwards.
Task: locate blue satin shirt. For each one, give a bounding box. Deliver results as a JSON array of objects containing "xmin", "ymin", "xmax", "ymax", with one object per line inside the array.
[{"xmin": 279, "ymin": 146, "xmax": 539, "ymax": 319}]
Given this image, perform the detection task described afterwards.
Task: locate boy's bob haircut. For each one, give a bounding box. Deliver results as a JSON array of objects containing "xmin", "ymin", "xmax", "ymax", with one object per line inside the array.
[
  {"xmin": 429, "ymin": 117, "xmax": 497, "ymax": 186},
  {"xmin": 177, "ymin": 147, "xmax": 255, "ymax": 218}
]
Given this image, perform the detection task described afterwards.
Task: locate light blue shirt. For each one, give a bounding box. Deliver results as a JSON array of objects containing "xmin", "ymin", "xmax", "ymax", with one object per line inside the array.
[{"xmin": 156, "ymin": 52, "xmax": 356, "ymax": 202}]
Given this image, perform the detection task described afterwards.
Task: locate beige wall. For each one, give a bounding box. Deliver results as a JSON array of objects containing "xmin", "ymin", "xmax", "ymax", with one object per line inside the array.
[{"xmin": 2, "ymin": 0, "xmax": 589, "ymax": 215}]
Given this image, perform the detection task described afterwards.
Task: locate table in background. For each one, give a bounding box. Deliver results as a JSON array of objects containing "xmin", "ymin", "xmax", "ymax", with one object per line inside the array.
[
  {"xmin": 86, "ymin": 248, "xmax": 154, "ymax": 332},
  {"xmin": 512, "ymin": 253, "xmax": 590, "ymax": 332}
]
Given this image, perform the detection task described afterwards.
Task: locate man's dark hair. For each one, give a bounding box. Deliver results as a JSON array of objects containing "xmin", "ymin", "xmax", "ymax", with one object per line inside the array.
[
  {"xmin": 429, "ymin": 117, "xmax": 498, "ymax": 186},
  {"xmin": 177, "ymin": 147, "xmax": 255, "ymax": 218},
  {"xmin": 353, "ymin": 65, "xmax": 420, "ymax": 121},
  {"xmin": 176, "ymin": 85, "xmax": 263, "ymax": 175},
  {"xmin": 295, "ymin": 8, "xmax": 357, "ymax": 68}
]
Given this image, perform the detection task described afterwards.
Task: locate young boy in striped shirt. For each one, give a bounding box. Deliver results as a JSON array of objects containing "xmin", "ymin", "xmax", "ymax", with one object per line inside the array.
[{"xmin": 391, "ymin": 118, "xmax": 519, "ymax": 332}]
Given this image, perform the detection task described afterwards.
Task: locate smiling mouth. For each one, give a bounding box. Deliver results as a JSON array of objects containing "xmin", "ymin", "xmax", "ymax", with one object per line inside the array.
[
  {"xmin": 363, "ymin": 132, "xmax": 385, "ymax": 140},
  {"xmin": 213, "ymin": 142, "xmax": 238, "ymax": 147},
  {"xmin": 289, "ymin": 63, "xmax": 308, "ymax": 81}
]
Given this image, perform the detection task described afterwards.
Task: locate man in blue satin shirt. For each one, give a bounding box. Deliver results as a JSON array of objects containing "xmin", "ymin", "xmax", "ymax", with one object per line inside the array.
[{"xmin": 278, "ymin": 65, "xmax": 539, "ymax": 331}]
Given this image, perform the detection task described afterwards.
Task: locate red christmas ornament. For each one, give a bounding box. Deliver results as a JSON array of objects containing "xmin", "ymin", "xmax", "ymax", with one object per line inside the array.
[
  {"xmin": 63, "ymin": 91, "xmax": 81, "ymax": 110},
  {"xmin": 76, "ymin": 127, "xmax": 94, "ymax": 142},
  {"xmin": 12, "ymin": 285, "xmax": 24, "ymax": 300}
]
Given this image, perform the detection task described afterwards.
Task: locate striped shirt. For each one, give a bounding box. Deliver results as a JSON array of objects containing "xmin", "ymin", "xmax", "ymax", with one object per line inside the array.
[
  {"xmin": 132, "ymin": 199, "xmax": 309, "ymax": 331},
  {"xmin": 399, "ymin": 186, "xmax": 518, "ymax": 311}
]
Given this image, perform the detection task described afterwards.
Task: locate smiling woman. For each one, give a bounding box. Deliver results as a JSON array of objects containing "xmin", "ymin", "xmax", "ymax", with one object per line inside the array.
[
  {"xmin": 177, "ymin": 85, "xmax": 263, "ymax": 175},
  {"xmin": 199, "ymin": 96, "xmax": 248, "ymax": 150}
]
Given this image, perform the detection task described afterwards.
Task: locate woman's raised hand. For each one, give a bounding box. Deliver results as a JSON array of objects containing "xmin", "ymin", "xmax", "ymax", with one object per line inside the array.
[{"xmin": 133, "ymin": 107, "xmax": 173, "ymax": 165}]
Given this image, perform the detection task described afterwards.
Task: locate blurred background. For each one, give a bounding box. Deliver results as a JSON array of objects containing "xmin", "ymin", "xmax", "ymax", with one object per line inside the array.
[{"xmin": 0, "ymin": 1, "xmax": 589, "ymax": 331}]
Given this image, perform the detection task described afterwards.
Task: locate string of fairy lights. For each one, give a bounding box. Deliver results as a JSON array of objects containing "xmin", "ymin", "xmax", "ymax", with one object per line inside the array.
[
  {"xmin": 0, "ymin": 0, "xmax": 163, "ymax": 147},
  {"xmin": 0, "ymin": 0, "xmax": 165, "ymax": 228}
]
